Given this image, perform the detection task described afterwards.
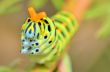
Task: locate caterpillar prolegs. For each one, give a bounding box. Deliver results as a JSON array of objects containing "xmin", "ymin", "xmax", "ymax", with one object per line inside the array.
[{"xmin": 21, "ymin": 7, "xmax": 79, "ymax": 71}]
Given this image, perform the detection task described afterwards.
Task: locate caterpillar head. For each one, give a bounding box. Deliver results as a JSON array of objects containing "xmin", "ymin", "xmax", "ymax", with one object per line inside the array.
[{"xmin": 21, "ymin": 7, "xmax": 55, "ymax": 55}]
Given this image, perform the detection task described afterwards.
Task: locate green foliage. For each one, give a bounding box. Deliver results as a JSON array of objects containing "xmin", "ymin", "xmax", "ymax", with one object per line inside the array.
[
  {"xmin": 85, "ymin": 4, "xmax": 109, "ymax": 20},
  {"xmin": 97, "ymin": 15, "xmax": 110, "ymax": 38},
  {"xmin": 0, "ymin": 66, "xmax": 13, "ymax": 72},
  {"xmin": 29, "ymin": 0, "xmax": 65, "ymax": 11},
  {"xmin": 51, "ymin": 0, "xmax": 64, "ymax": 11},
  {"xmin": 0, "ymin": 0, "xmax": 65, "ymax": 15},
  {"xmin": 85, "ymin": 0, "xmax": 110, "ymax": 39},
  {"xmin": 29, "ymin": 0, "xmax": 48, "ymax": 9},
  {"xmin": 88, "ymin": 46, "xmax": 110, "ymax": 72},
  {"xmin": 0, "ymin": 0, "xmax": 22, "ymax": 15}
]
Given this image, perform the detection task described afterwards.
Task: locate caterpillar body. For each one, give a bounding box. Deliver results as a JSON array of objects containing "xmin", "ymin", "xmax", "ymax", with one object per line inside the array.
[{"xmin": 21, "ymin": 7, "xmax": 79, "ymax": 66}]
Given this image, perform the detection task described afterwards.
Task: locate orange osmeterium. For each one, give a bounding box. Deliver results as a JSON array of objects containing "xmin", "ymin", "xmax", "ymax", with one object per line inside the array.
[{"xmin": 28, "ymin": 7, "xmax": 47, "ymax": 21}]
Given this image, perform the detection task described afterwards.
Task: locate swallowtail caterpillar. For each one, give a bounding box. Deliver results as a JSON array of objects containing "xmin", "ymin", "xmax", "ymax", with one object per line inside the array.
[{"xmin": 21, "ymin": 7, "xmax": 79, "ymax": 65}]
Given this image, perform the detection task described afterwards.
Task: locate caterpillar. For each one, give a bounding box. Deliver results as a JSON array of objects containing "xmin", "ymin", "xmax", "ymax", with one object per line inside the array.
[{"xmin": 20, "ymin": 7, "xmax": 79, "ymax": 69}]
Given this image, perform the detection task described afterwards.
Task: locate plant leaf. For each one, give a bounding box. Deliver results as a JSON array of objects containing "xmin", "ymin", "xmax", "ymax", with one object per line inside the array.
[
  {"xmin": 29, "ymin": 0, "xmax": 48, "ymax": 9},
  {"xmin": 97, "ymin": 14, "xmax": 110, "ymax": 39},
  {"xmin": 0, "ymin": 0, "xmax": 22, "ymax": 15},
  {"xmin": 0, "ymin": 66, "xmax": 12, "ymax": 72},
  {"xmin": 85, "ymin": 3, "xmax": 110, "ymax": 20},
  {"xmin": 51, "ymin": 0, "xmax": 64, "ymax": 11}
]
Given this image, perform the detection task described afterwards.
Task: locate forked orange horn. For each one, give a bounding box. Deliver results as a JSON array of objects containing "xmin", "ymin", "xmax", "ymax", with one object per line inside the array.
[{"xmin": 28, "ymin": 7, "xmax": 46, "ymax": 21}]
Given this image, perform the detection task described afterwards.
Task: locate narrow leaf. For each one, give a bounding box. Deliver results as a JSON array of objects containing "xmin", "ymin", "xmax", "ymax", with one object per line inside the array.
[
  {"xmin": 51, "ymin": 0, "xmax": 64, "ymax": 11},
  {"xmin": 0, "ymin": 0, "xmax": 22, "ymax": 15},
  {"xmin": 29, "ymin": 0, "xmax": 48, "ymax": 9},
  {"xmin": 97, "ymin": 14, "xmax": 110, "ymax": 39}
]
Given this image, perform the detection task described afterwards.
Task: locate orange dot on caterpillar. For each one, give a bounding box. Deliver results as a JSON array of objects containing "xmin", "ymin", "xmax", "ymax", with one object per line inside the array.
[{"xmin": 28, "ymin": 7, "xmax": 47, "ymax": 21}]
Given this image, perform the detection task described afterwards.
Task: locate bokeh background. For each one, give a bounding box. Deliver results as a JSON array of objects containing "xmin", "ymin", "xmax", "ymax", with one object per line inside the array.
[{"xmin": 0, "ymin": 0, "xmax": 110, "ymax": 72}]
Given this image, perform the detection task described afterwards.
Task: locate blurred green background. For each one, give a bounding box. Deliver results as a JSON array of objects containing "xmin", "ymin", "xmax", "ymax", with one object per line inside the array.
[{"xmin": 0, "ymin": 0, "xmax": 110, "ymax": 72}]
